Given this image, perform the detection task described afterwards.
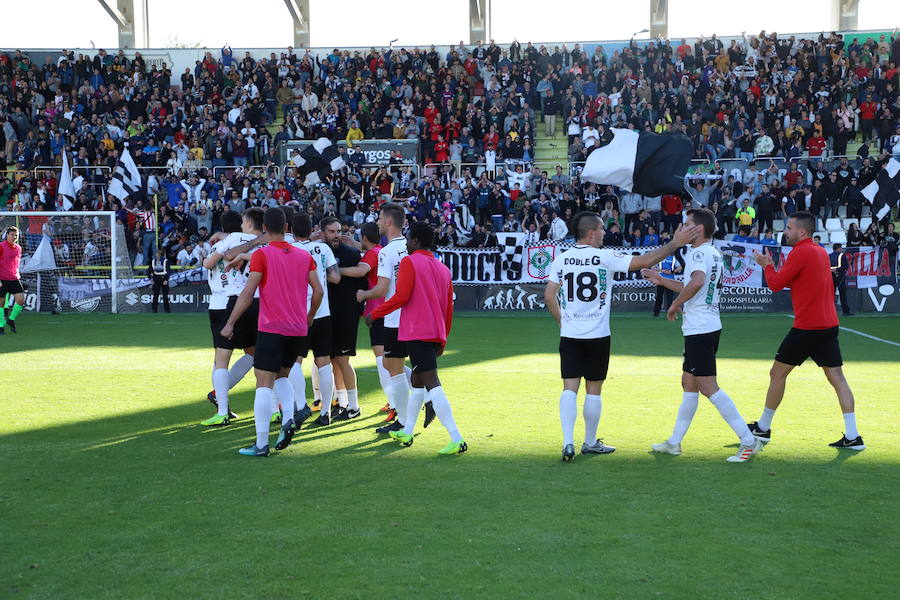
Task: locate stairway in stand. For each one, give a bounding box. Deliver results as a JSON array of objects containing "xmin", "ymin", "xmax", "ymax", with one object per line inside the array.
[{"xmin": 532, "ymin": 111, "xmax": 570, "ymax": 174}]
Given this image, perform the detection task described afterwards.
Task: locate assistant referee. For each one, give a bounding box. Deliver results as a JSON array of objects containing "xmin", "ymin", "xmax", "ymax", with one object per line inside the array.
[{"xmin": 750, "ymin": 211, "xmax": 864, "ymax": 450}]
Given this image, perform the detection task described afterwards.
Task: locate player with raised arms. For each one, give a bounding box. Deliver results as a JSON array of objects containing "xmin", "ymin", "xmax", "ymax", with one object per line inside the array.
[
  {"xmin": 544, "ymin": 211, "xmax": 701, "ymax": 462},
  {"xmin": 369, "ymin": 221, "xmax": 465, "ymax": 454},
  {"xmin": 200, "ymin": 208, "xmax": 261, "ymax": 425},
  {"xmin": 221, "ymin": 207, "xmax": 322, "ymax": 457},
  {"xmin": 642, "ymin": 208, "xmax": 765, "ymax": 462}
]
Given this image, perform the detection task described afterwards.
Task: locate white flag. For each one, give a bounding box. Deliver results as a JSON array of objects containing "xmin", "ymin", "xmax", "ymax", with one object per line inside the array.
[
  {"xmin": 108, "ymin": 147, "xmax": 142, "ymax": 201},
  {"xmin": 58, "ymin": 150, "xmax": 76, "ymax": 210}
]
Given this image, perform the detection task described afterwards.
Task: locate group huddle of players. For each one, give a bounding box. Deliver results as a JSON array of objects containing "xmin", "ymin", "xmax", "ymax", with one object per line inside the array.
[
  {"xmin": 200, "ymin": 201, "xmax": 866, "ymax": 461},
  {"xmin": 201, "ymin": 202, "xmax": 463, "ymax": 457}
]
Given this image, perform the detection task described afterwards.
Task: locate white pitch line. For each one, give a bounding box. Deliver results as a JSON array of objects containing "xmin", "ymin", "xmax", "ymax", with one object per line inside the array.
[{"xmin": 839, "ymin": 326, "xmax": 900, "ymax": 348}]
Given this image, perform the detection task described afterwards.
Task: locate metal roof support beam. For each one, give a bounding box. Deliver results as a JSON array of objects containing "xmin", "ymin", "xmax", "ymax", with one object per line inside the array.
[
  {"xmin": 97, "ymin": 0, "xmax": 138, "ymax": 48},
  {"xmin": 833, "ymin": 0, "xmax": 859, "ymax": 31},
  {"xmin": 283, "ymin": 0, "xmax": 310, "ymax": 48},
  {"xmin": 650, "ymin": 0, "xmax": 668, "ymax": 39},
  {"xmin": 469, "ymin": 0, "xmax": 491, "ymax": 45}
]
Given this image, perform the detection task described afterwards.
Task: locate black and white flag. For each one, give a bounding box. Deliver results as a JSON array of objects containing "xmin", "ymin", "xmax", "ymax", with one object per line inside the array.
[
  {"xmin": 861, "ymin": 157, "xmax": 900, "ymax": 221},
  {"xmin": 291, "ymin": 138, "xmax": 346, "ymax": 185},
  {"xmin": 581, "ymin": 128, "xmax": 692, "ymax": 196},
  {"xmin": 497, "ymin": 232, "xmax": 525, "ymax": 279},
  {"xmin": 58, "ymin": 150, "xmax": 80, "ymax": 211},
  {"xmin": 108, "ymin": 146, "xmax": 142, "ymax": 201}
]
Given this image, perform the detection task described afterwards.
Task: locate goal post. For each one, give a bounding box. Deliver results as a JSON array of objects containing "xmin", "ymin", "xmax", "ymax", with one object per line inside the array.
[{"xmin": 0, "ymin": 211, "xmax": 138, "ymax": 314}]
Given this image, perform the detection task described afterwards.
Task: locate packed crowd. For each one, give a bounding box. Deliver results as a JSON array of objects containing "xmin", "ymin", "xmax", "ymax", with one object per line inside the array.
[{"xmin": 0, "ymin": 29, "xmax": 898, "ymax": 266}]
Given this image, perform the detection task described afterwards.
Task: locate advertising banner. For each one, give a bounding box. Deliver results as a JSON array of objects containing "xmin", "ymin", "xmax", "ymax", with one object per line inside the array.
[{"xmin": 280, "ymin": 139, "xmax": 419, "ymax": 166}]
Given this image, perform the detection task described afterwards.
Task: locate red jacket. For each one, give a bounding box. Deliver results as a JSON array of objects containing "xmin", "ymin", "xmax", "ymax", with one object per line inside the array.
[{"xmin": 764, "ymin": 238, "xmax": 838, "ymax": 330}]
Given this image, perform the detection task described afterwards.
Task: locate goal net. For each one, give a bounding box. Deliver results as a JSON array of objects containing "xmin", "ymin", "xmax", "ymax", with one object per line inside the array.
[{"xmin": 0, "ymin": 211, "xmax": 139, "ymax": 314}]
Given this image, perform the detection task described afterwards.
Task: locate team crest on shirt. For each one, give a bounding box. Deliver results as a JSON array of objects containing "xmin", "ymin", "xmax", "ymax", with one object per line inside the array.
[
  {"xmin": 720, "ymin": 245, "xmax": 754, "ymax": 285},
  {"xmin": 527, "ymin": 245, "xmax": 555, "ymax": 279}
]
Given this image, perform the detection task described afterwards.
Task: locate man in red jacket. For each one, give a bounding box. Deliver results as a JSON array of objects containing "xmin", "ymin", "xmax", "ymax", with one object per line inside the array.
[{"xmin": 751, "ymin": 211, "xmax": 864, "ymax": 450}]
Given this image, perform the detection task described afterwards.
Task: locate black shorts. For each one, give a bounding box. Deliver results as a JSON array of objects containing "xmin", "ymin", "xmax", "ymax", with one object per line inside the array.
[
  {"xmin": 209, "ymin": 309, "xmax": 230, "ymax": 349},
  {"xmin": 407, "ymin": 340, "xmax": 441, "ymax": 373},
  {"xmin": 559, "ymin": 336, "xmax": 611, "ymax": 381},
  {"xmin": 383, "ymin": 326, "xmax": 408, "ymax": 358},
  {"xmin": 682, "ymin": 330, "xmax": 721, "ymax": 377},
  {"xmin": 331, "ymin": 310, "xmax": 359, "ymax": 357},
  {"xmin": 775, "ymin": 327, "xmax": 843, "ymax": 368},
  {"xmin": 226, "ymin": 296, "xmax": 259, "ymax": 350},
  {"xmin": 254, "ymin": 331, "xmax": 309, "ymax": 372},
  {"xmin": 0, "ymin": 279, "xmax": 24, "ymax": 295},
  {"xmin": 300, "ymin": 316, "xmax": 333, "ymax": 358},
  {"xmin": 368, "ymin": 317, "xmax": 386, "ymax": 347}
]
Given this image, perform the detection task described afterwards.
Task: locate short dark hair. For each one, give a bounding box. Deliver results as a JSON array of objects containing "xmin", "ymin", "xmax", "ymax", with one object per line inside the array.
[
  {"xmin": 243, "ymin": 207, "xmax": 264, "ymax": 232},
  {"xmin": 263, "ymin": 207, "xmax": 285, "ymax": 234},
  {"xmin": 361, "ymin": 222, "xmax": 380, "ymax": 244},
  {"xmin": 221, "ymin": 211, "xmax": 242, "ymax": 233},
  {"xmin": 573, "ymin": 211, "xmax": 603, "ymax": 240},
  {"xmin": 408, "ymin": 221, "xmax": 434, "ymax": 249},
  {"xmin": 687, "ymin": 208, "xmax": 716, "ymax": 238},
  {"xmin": 380, "ymin": 202, "xmax": 406, "ymax": 228},
  {"xmin": 833, "ymin": 243, "xmax": 843, "ymax": 250},
  {"xmin": 279, "ymin": 205, "xmax": 295, "ymax": 232},
  {"xmin": 293, "ymin": 213, "xmax": 312, "ymax": 238},
  {"xmin": 790, "ymin": 211, "xmax": 816, "ymax": 235},
  {"xmin": 320, "ymin": 216, "xmax": 341, "ymax": 231}
]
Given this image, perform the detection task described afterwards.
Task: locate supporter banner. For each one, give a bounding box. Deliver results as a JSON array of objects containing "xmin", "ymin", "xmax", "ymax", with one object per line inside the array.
[
  {"xmin": 436, "ymin": 243, "xmax": 676, "ymax": 287},
  {"xmin": 280, "ymin": 139, "xmax": 419, "ymax": 166},
  {"xmin": 713, "ymin": 241, "xmax": 897, "ymax": 290}
]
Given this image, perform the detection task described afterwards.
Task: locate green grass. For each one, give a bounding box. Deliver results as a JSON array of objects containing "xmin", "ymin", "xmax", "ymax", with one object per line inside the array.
[{"xmin": 2, "ymin": 313, "xmax": 899, "ymax": 599}]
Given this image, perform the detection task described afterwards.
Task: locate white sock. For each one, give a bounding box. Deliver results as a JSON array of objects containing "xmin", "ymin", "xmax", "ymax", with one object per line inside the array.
[
  {"xmin": 336, "ymin": 389, "xmax": 349, "ymax": 408},
  {"xmin": 317, "ymin": 364, "xmax": 334, "ymax": 417},
  {"xmin": 390, "ymin": 374, "xmax": 409, "ymax": 425},
  {"xmin": 428, "ymin": 386, "xmax": 462, "ymax": 442},
  {"xmin": 273, "ymin": 378, "xmax": 294, "ymax": 425},
  {"xmin": 288, "ymin": 362, "xmax": 308, "ymax": 410},
  {"xmin": 271, "ymin": 390, "xmax": 280, "ymax": 417},
  {"xmin": 404, "ymin": 365, "xmax": 413, "ymax": 388},
  {"xmin": 212, "ymin": 368, "xmax": 230, "ymax": 416},
  {"xmin": 228, "ymin": 354, "xmax": 254, "ymax": 388},
  {"xmin": 254, "ymin": 387, "xmax": 272, "ymax": 448},
  {"xmin": 843, "ymin": 412, "xmax": 859, "ymax": 439},
  {"xmin": 758, "ymin": 407, "xmax": 776, "ymax": 431},
  {"xmin": 347, "ymin": 388, "xmax": 359, "ymax": 410},
  {"xmin": 583, "ymin": 394, "xmax": 602, "ymax": 444},
  {"xmin": 668, "ymin": 392, "xmax": 699, "ymax": 446},
  {"xmin": 375, "ymin": 356, "xmax": 393, "ymax": 407},
  {"xmin": 310, "ymin": 363, "xmax": 321, "ymax": 402},
  {"xmin": 403, "ymin": 387, "xmax": 427, "ymax": 436},
  {"xmin": 559, "ymin": 390, "xmax": 577, "ymax": 447},
  {"xmin": 709, "ymin": 389, "xmax": 755, "ymax": 447}
]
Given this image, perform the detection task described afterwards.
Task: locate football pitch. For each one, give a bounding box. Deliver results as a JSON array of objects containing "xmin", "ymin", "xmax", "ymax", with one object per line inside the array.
[{"xmin": 2, "ymin": 313, "xmax": 899, "ymax": 599}]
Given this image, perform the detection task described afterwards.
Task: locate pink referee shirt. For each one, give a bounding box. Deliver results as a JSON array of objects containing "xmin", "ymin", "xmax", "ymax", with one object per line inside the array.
[
  {"xmin": 0, "ymin": 240, "xmax": 22, "ymax": 280},
  {"xmin": 249, "ymin": 241, "xmax": 316, "ymax": 336}
]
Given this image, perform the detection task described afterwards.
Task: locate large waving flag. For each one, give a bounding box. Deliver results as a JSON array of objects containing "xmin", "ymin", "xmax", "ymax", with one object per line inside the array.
[
  {"xmin": 108, "ymin": 146, "xmax": 142, "ymax": 201},
  {"xmin": 291, "ymin": 138, "xmax": 346, "ymax": 185},
  {"xmin": 581, "ymin": 128, "xmax": 693, "ymax": 196},
  {"xmin": 861, "ymin": 157, "xmax": 900, "ymax": 221}
]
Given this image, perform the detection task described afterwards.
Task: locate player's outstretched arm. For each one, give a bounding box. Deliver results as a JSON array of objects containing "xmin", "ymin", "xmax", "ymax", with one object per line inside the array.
[
  {"xmin": 223, "ymin": 234, "xmax": 267, "ymax": 261},
  {"xmin": 641, "ymin": 268, "xmax": 684, "ymax": 293},
  {"xmin": 357, "ymin": 276, "xmax": 390, "ymax": 303},
  {"xmin": 544, "ymin": 281, "xmax": 562, "ymax": 325},
  {"xmin": 308, "ymin": 269, "xmax": 323, "ymax": 325},
  {"xmin": 626, "ymin": 224, "xmax": 701, "ymax": 271},
  {"xmin": 341, "ymin": 263, "xmax": 371, "ymax": 278}
]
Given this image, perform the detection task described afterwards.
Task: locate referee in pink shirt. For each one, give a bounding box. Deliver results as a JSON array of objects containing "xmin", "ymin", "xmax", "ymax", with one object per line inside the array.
[
  {"xmin": 222, "ymin": 208, "xmax": 323, "ymax": 457},
  {"xmin": 369, "ymin": 222, "xmax": 466, "ymax": 455}
]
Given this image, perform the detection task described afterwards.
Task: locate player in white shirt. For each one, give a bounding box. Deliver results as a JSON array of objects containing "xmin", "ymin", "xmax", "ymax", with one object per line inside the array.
[
  {"xmin": 641, "ymin": 208, "xmax": 764, "ymax": 463},
  {"xmin": 356, "ymin": 202, "xmax": 419, "ymax": 436},
  {"xmin": 200, "ymin": 208, "xmax": 264, "ymax": 426},
  {"xmin": 544, "ymin": 211, "xmax": 701, "ymax": 462},
  {"xmin": 289, "ymin": 213, "xmax": 341, "ymax": 430}
]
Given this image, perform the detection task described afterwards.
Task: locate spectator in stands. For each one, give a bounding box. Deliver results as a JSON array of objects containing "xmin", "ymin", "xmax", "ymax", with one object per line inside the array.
[
  {"xmin": 760, "ymin": 229, "xmax": 778, "ymax": 246},
  {"xmin": 736, "ymin": 198, "xmax": 756, "ymax": 229}
]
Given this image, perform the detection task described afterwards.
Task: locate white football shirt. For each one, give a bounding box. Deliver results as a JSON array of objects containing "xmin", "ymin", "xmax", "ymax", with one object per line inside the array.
[
  {"xmin": 376, "ymin": 236, "xmax": 409, "ymax": 329},
  {"xmin": 294, "ymin": 239, "xmax": 337, "ymax": 319},
  {"xmin": 207, "ymin": 232, "xmax": 257, "ymax": 307},
  {"xmin": 681, "ymin": 242, "xmax": 723, "ymax": 336},
  {"xmin": 547, "ymin": 245, "xmax": 633, "ymax": 339}
]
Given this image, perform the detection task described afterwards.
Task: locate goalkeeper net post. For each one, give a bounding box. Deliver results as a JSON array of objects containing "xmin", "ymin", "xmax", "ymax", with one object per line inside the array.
[{"xmin": 0, "ymin": 211, "xmax": 137, "ymax": 314}]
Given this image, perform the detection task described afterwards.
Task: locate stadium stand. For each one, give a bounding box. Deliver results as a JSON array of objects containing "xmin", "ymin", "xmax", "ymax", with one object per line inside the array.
[{"xmin": 0, "ymin": 30, "xmax": 898, "ymax": 266}]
